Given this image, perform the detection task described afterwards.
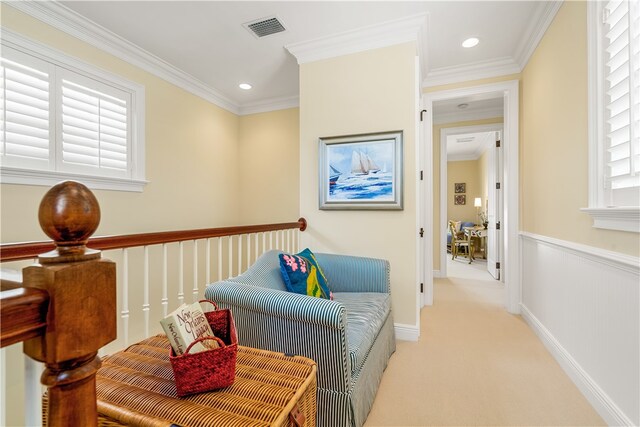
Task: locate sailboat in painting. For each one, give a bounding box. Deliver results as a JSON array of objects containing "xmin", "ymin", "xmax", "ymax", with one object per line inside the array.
[
  {"xmin": 351, "ymin": 151, "xmax": 381, "ymax": 175},
  {"xmin": 329, "ymin": 165, "xmax": 342, "ymax": 186}
]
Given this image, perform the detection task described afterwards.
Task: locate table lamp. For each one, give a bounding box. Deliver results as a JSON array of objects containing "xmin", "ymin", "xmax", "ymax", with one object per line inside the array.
[{"xmin": 474, "ymin": 197, "xmax": 482, "ymax": 224}]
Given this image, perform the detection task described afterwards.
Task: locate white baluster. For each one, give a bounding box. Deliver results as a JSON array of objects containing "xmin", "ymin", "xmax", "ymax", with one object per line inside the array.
[
  {"xmin": 143, "ymin": 245, "xmax": 150, "ymax": 338},
  {"xmin": 218, "ymin": 237, "xmax": 223, "ymax": 281},
  {"xmin": 178, "ymin": 241, "xmax": 185, "ymax": 305},
  {"xmin": 24, "ymin": 358, "xmax": 43, "ymax": 427},
  {"xmin": 122, "ymin": 248, "xmax": 130, "ymax": 346},
  {"xmin": 247, "ymin": 234, "xmax": 251, "ymax": 268},
  {"xmin": 206, "ymin": 238, "xmax": 211, "ymax": 285},
  {"xmin": 238, "ymin": 234, "xmax": 243, "ymax": 275},
  {"xmin": 228, "ymin": 236, "xmax": 233, "ymax": 278},
  {"xmin": 193, "ymin": 240, "xmax": 198, "ymax": 302},
  {"xmin": 276, "ymin": 230, "xmax": 279, "ymax": 250},
  {"xmin": 270, "ymin": 231, "xmax": 274, "ymax": 250},
  {"xmin": 254, "ymin": 233, "xmax": 259, "ymax": 264},
  {"xmin": 262, "ymin": 232, "xmax": 266, "ymax": 255},
  {"xmin": 0, "ymin": 348, "xmax": 5, "ymax": 427},
  {"xmin": 162, "ymin": 244, "xmax": 168, "ymax": 317}
]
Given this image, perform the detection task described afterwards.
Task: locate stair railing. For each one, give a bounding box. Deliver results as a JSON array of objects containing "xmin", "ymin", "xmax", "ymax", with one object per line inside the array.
[{"xmin": 0, "ymin": 180, "xmax": 307, "ymax": 426}]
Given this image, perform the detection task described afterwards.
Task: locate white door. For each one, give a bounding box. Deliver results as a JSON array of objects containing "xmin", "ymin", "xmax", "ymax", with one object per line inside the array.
[{"xmin": 486, "ymin": 131, "xmax": 502, "ymax": 279}]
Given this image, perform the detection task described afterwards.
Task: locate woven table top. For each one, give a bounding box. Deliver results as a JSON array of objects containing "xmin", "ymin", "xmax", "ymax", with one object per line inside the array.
[{"xmin": 94, "ymin": 335, "xmax": 317, "ymax": 427}]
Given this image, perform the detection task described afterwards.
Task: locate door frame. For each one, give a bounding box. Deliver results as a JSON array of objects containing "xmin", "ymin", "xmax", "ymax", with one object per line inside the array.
[
  {"xmin": 423, "ymin": 80, "xmax": 520, "ymax": 313},
  {"xmin": 439, "ymin": 123, "xmax": 504, "ymax": 279}
]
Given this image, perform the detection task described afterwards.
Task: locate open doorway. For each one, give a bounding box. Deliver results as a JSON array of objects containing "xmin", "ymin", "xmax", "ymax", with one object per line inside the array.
[
  {"xmin": 438, "ymin": 122, "xmax": 503, "ymax": 281},
  {"xmin": 421, "ymin": 80, "xmax": 520, "ymax": 313}
]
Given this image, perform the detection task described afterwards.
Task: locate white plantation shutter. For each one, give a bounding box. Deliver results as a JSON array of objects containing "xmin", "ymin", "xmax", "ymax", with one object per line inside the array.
[
  {"xmin": 602, "ymin": 0, "xmax": 640, "ymax": 206},
  {"xmin": 0, "ymin": 34, "xmax": 144, "ymax": 191},
  {"xmin": 0, "ymin": 48, "xmax": 52, "ymax": 169},
  {"xmin": 59, "ymin": 74, "xmax": 130, "ymax": 177}
]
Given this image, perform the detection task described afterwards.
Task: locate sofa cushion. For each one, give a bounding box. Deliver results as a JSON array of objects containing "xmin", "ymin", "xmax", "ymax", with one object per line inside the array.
[
  {"xmin": 333, "ymin": 292, "xmax": 391, "ymax": 374},
  {"xmin": 228, "ymin": 250, "xmax": 287, "ymax": 291},
  {"xmin": 279, "ymin": 248, "xmax": 331, "ymax": 299}
]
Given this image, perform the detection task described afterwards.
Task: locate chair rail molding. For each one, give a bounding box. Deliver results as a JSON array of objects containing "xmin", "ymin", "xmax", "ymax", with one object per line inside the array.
[{"xmin": 519, "ymin": 231, "xmax": 640, "ymax": 273}]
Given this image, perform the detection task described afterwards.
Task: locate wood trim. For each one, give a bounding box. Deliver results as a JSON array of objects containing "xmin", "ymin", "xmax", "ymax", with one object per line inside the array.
[
  {"xmin": 0, "ymin": 218, "xmax": 308, "ymax": 262},
  {"xmin": 0, "ymin": 286, "xmax": 49, "ymax": 348}
]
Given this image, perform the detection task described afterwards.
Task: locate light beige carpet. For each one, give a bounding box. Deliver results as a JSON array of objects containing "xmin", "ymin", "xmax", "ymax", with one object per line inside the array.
[{"xmin": 364, "ymin": 259, "xmax": 605, "ymax": 427}]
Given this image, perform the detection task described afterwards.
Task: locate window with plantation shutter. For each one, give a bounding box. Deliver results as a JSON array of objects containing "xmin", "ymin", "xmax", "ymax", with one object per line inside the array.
[
  {"xmin": 603, "ymin": 0, "xmax": 639, "ymax": 204},
  {"xmin": 0, "ymin": 33, "xmax": 145, "ymax": 192},
  {"xmin": 1, "ymin": 48, "xmax": 52, "ymax": 170},
  {"xmin": 585, "ymin": 0, "xmax": 640, "ymax": 232},
  {"xmin": 59, "ymin": 72, "xmax": 130, "ymax": 177}
]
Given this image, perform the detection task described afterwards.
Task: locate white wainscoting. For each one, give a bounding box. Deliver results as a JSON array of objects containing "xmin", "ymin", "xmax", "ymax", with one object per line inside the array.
[{"xmin": 520, "ymin": 232, "xmax": 639, "ymax": 426}]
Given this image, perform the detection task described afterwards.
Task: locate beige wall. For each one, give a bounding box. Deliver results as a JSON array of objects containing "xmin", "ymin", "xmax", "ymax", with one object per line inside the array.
[
  {"xmin": 521, "ymin": 1, "xmax": 639, "ymax": 256},
  {"xmin": 238, "ymin": 108, "xmax": 300, "ymax": 224},
  {"xmin": 447, "ymin": 160, "xmax": 481, "ymax": 224},
  {"xmin": 0, "ymin": 5, "xmax": 242, "ymax": 244},
  {"xmin": 299, "ymin": 43, "xmax": 418, "ymax": 326},
  {"xmin": 432, "ymin": 117, "xmax": 503, "ymax": 271},
  {"xmin": 0, "ymin": 5, "xmax": 246, "ymax": 425}
]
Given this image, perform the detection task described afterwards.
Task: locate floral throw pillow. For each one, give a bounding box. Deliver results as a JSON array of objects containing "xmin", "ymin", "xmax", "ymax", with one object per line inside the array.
[{"xmin": 278, "ymin": 248, "xmax": 332, "ymax": 299}]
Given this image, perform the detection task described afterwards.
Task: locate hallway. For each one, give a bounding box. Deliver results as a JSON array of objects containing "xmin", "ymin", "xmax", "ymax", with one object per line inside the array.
[{"xmin": 364, "ymin": 264, "xmax": 605, "ymax": 426}]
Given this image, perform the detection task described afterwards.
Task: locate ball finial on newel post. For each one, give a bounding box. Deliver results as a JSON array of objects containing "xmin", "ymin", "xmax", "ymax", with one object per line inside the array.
[{"xmin": 38, "ymin": 181, "xmax": 101, "ymax": 263}]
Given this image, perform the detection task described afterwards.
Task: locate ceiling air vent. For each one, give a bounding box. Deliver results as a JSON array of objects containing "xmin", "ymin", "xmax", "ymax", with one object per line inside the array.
[
  {"xmin": 456, "ymin": 137, "xmax": 475, "ymax": 143},
  {"xmin": 244, "ymin": 16, "xmax": 286, "ymax": 38}
]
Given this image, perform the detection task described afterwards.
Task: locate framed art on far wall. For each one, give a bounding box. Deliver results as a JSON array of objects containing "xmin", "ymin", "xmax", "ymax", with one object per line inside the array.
[
  {"xmin": 454, "ymin": 182, "xmax": 466, "ymax": 193},
  {"xmin": 454, "ymin": 195, "xmax": 466, "ymax": 205},
  {"xmin": 318, "ymin": 130, "xmax": 403, "ymax": 210}
]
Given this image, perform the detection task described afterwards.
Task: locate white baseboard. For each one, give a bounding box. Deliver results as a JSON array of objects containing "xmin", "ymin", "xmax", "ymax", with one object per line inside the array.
[
  {"xmin": 521, "ymin": 304, "xmax": 634, "ymax": 427},
  {"xmin": 395, "ymin": 323, "xmax": 419, "ymax": 341},
  {"xmin": 433, "ymin": 269, "xmax": 443, "ymax": 278}
]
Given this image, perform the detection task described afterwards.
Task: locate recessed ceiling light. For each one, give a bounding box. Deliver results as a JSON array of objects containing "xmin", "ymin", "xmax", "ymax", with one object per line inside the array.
[
  {"xmin": 462, "ymin": 37, "xmax": 479, "ymax": 48},
  {"xmin": 239, "ymin": 83, "xmax": 252, "ymax": 90}
]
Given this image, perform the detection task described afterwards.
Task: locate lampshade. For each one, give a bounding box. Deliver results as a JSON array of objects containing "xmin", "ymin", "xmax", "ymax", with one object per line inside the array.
[{"xmin": 474, "ymin": 197, "xmax": 482, "ymax": 207}]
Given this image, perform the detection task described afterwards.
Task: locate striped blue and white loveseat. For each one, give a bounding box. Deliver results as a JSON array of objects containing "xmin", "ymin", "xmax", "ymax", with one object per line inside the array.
[{"xmin": 204, "ymin": 250, "xmax": 396, "ymax": 427}]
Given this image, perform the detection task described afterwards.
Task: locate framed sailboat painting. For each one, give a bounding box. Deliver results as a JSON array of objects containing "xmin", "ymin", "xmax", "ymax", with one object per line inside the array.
[{"xmin": 318, "ymin": 130, "xmax": 403, "ymax": 210}]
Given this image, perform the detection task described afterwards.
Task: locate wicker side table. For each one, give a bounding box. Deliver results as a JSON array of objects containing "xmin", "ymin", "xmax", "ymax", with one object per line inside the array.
[{"xmin": 44, "ymin": 335, "xmax": 317, "ymax": 427}]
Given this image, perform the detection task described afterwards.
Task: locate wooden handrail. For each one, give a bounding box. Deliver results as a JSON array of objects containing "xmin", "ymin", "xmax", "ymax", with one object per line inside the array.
[
  {"xmin": 0, "ymin": 217, "xmax": 308, "ymax": 262},
  {"xmin": 0, "ymin": 286, "xmax": 49, "ymax": 348}
]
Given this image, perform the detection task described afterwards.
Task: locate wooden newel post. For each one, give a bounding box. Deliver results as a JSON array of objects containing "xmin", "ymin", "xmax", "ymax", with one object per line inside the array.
[{"xmin": 22, "ymin": 181, "xmax": 117, "ymax": 427}]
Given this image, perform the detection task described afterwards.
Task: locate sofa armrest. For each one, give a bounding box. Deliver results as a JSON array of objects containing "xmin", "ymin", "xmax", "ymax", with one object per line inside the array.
[
  {"xmin": 204, "ymin": 281, "xmax": 352, "ymax": 392},
  {"xmin": 315, "ymin": 253, "xmax": 390, "ymax": 294}
]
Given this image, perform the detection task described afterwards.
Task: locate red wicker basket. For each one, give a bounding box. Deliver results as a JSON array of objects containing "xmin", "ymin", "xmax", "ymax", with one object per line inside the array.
[{"xmin": 169, "ymin": 300, "xmax": 238, "ymax": 397}]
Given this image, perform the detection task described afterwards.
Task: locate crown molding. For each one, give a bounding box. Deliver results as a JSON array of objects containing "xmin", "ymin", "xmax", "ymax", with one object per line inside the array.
[
  {"xmin": 433, "ymin": 106, "xmax": 503, "ymax": 125},
  {"xmin": 8, "ymin": 0, "xmax": 241, "ymax": 114},
  {"xmin": 285, "ymin": 13, "xmax": 428, "ymax": 65},
  {"xmin": 423, "ymin": 57, "xmax": 521, "ymax": 88},
  {"xmin": 422, "ymin": 1, "xmax": 561, "ymax": 89},
  {"xmin": 238, "ymin": 95, "xmax": 299, "ymax": 116},
  {"xmin": 514, "ymin": 1, "xmax": 563, "ymax": 69}
]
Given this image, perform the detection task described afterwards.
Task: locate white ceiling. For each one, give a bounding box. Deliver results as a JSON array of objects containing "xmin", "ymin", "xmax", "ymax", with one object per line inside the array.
[
  {"xmin": 433, "ymin": 97, "xmax": 503, "ymax": 125},
  {"xmin": 20, "ymin": 1, "xmax": 557, "ymax": 114},
  {"xmin": 446, "ymin": 131, "xmax": 495, "ymax": 161}
]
